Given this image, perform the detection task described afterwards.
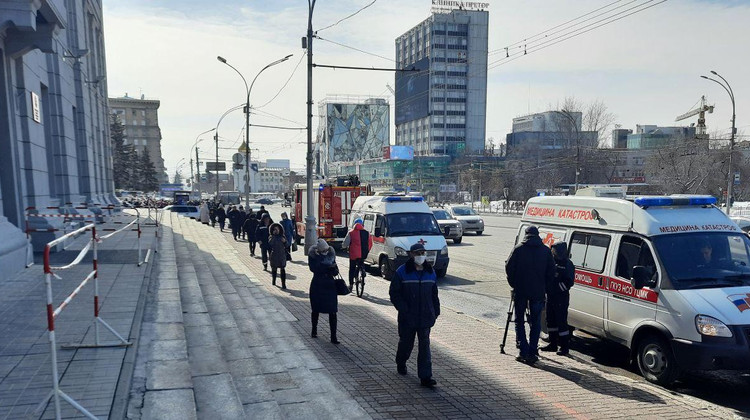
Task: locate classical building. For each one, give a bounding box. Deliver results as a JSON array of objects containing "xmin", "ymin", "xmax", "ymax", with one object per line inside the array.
[
  {"xmin": 0, "ymin": 0, "xmax": 115, "ymax": 281},
  {"xmin": 394, "ymin": 8, "xmax": 489, "ymax": 157},
  {"xmin": 109, "ymin": 95, "xmax": 167, "ymax": 182}
]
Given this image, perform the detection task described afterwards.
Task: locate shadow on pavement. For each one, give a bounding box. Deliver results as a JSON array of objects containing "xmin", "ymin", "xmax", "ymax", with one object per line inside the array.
[
  {"xmin": 439, "ymin": 274, "xmax": 476, "ymax": 287},
  {"xmin": 535, "ymin": 358, "xmax": 666, "ymax": 404}
]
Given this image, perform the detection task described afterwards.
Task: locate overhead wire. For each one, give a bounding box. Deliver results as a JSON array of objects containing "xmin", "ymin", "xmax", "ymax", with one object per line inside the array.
[
  {"xmin": 317, "ymin": 0, "xmax": 378, "ymax": 32},
  {"xmin": 255, "ymin": 52, "xmax": 307, "ymax": 109}
]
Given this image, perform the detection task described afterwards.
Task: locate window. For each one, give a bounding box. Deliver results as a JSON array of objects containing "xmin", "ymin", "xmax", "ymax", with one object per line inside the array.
[
  {"xmin": 615, "ymin": 236, "xmax": 657, "ymax": 281},
  {"xmin": 375, "ymin": 215, "xmax": 385, "ymax": 236},
  {"xmin": 363, "ymin": 213, "xmax": 375, "ymax": 233},
  {"xmin": 570, "ymin": 232, "xmax": 611, "ymax": 272}
]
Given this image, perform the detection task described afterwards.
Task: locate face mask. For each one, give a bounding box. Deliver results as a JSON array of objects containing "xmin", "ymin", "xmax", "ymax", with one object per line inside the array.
[{"xmin": 414, "ymin": 255, "xmax": 427, "ymax": 265}]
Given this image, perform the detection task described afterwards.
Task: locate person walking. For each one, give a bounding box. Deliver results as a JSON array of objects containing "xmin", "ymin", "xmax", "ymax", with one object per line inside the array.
[
  {"xmin": 308, "ymin": 239, "xmax": 340, "ymax": 344},
  {"xmin": 199, "ymin": 201, "xmax": 210, "ymax": 224},
  {"xmin": 244, "ymin": 211, "xmax": 259, "ymax": 256},
  {"xmin": 505, "ymin": 225, "xmax": 555, "ymax": 365},
  {"xmin": 237, "ymin": 206, "xmax": 248, "ymax": 240},
  {"xmin": 256, "ymin": 214, "xmax": 271, "ymax": 270},
  {"xmin": 216, "ymin": 205, "xmax": 226, "ymax": 231},
  {"xmin": 540, "ymin": 241, "xmax": 575, "ymax": 356},
  {"xmin": 280, "ymin": 212, "xmax": 295, "ymax": 259},
  {"xmin": 268, "ymin": 222, "xmax": 288, "ymax": 289},
  {"xmin": 256, "ymin": 205, "xmax": 268, "ymax": 220},
  {"xmin": 227, "ymin": 205, "xmax": 241, "ymax": 240},
  {"xmin": 389, "ymin": 243, "xmax": 440, "ymax": 388},
  {"xmin": 342, "ymin": 218, "xmax": 372, "ymax": 290}
]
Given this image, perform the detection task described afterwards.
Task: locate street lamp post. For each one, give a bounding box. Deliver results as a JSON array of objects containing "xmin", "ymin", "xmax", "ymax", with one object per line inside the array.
[
  {"xmin": 174, "ymin": 158, "xmax": 186, "ymax": 184},
  {"xmin": 702, "ymin": 71, "xmax": 736, "ymax": 214},
  {"xmin": 217, "ymin": 54, "xmax": 293, "ymax": 207},
  {"xmin": 190, "ymin": 128, "xmax": 216, "ymax": 196},
  {"xmin": 304, "ymin": 0, "xmax": 318, "ymax": 254},
  {"xmin": 212, "ymin": 104, "xmax": 246, "ymax": 201}
]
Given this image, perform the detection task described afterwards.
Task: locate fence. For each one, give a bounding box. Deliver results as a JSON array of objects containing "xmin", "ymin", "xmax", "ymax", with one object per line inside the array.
[{"xmin": 38, "ymin": 214, "xmax": 143, "ymax": 419}]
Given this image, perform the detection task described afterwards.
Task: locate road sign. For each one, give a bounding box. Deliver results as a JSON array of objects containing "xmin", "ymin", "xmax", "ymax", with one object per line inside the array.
[
  {"xmin": 734, "ymin": 172, "xmax": 741, "ymax": 185},
  {"xmin": 232, "ymin": 153, "xmax": 244, "ymax": 164},
  {"xmin": 439, "ymin": 184, "xmax": 457, "ymax": 193},
  {"xmin": 481, "ymin": 196, "xmax": 490, "ymax": 206},
  {"xmin": 205, "ymin": 162, "xmax": 226, "ymax": 171}
]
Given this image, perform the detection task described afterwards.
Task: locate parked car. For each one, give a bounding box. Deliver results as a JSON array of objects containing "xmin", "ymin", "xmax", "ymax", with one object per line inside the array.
[
  {"xmin": 164, "ymin": 204, "xmax": 200, "ymax": 219},
  {"xmin": 431, "ymin": 208, "xmax": 463, "ymax": 244},
  {"xmin": 730, "ymin": 216, "xmax": 750, "ymax": 233},
  {"xmin": 447, "ymin": 205, "xmax": 485, "ymax": 235},
  {"xmin": 256, "ymin": 198, "xmax": 274, "ymax": 205}
]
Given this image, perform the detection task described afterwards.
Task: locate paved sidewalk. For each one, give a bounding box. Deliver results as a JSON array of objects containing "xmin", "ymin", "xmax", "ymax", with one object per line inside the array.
[
  {"xmin": 0, "ymin": 213, "xmax": 155, "ymax": 419},
  {"xmin": 126, "ymin": 215, "xmax": 368, "ymax": 419},
  {"xmin": 207, "ymin": 221, "xmax": 736, "ymax": 419}
]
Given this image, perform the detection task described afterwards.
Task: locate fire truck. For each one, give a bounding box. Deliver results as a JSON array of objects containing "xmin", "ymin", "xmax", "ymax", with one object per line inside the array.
[{"xmin": 294, "ymin": 176, "xmax": 371, "ymax": 249}]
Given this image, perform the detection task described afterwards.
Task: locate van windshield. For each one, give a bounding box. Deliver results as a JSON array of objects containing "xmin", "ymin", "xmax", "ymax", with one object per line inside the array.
[
  {"xmin": 652, "ymin": 232, "xmax": 750, "ymax": 289},
  {"xmin": 386, "ymin": 213, "xmax": 442, "ymax": 237}
]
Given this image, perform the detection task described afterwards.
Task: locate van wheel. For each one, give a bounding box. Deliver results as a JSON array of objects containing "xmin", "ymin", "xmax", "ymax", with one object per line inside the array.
[
  {"xmin": 435, "ymin": 268, "xmax": 447, "ymax": 278},
  {"xmin": 476, "ymin": 231, "xmax": 483, "ymax": 235},
  {"xmin": 380, "ymin": 256, "xmax": 394, "ymax": 281},
  {"xmin": 453, "ymin": 237, "xmax": 462, "ymax": 244},
  {"xmin": 636, "ymin": 334, "xmax": 681, "ymax": 386}
]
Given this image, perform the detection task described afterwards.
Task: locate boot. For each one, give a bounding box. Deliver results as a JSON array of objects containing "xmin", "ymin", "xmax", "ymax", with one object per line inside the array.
[
  {"xmin": 281, "ymin": 270, "xmax": 287, "ymax": 290},
  {"xmin": 540, "ymin": 332, "xmax": 558, "ymax": 352},
  {"xmin": 557, "ymin": 333, "xmax": 570, "ymax": 356},
  {"xmin": 311, "ymin": 312, "xmax": 319, "ymax": 338},
  {"xmin": 330, "ymin": 313, "xmax": 340, "ymax": 344}
]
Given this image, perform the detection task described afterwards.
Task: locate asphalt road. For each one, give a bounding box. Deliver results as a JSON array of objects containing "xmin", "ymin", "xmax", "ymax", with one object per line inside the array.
[{"xmin": 259, "ymin": 204, "xmax": 750, "ymax": 417}]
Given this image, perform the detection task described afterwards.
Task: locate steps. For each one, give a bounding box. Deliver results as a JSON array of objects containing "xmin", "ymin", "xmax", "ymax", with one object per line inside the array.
[{"xmin": 144, "ymin": 216, "xmax": 368, "ymax": 419}]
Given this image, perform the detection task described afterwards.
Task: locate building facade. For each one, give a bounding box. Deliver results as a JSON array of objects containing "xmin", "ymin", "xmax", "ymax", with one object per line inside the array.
[
  {"xmin": 626, "ymin": 125, "xmax": 697, "ymax": 149},
  {"xmin": 394, "ymin": 8, "xmax": 488, "ymax": 157},
  {"xmin": 317, "ymin": 96, "xmax": 390, "ymax": 178},
  {"xmin": 0, "ymin": 0, "xmax": 115, "ymax": 281},
  {"xmin": 109, "ymin": 95, "xmax": 167, "ymax": 182},
  {"xmin": 506, "ymin": 111, "xmax": 598, "ymax": 152}
]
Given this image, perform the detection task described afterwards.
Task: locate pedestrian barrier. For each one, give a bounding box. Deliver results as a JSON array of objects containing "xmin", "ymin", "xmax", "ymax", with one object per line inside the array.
[{"xmin": 39, "ymin": 219, "xmax": 137, "ymax": 420}]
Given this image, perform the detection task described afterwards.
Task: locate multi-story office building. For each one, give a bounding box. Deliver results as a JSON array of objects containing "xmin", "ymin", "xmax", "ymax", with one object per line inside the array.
[
  {"xmin": 506, "ymin": 111, "xmax": 598, "ymax": 151},
  {"xmin": 0, "ymin": 0, "xmax": 115, "ymax": 281},
  {"xmin": 394, "ymin": 8, "xmax": 488, "ymax": 157},
  {"xmin": 626, "ymin": 125, "xmax": 697, "ymax": 149},
  {"xmin": 109, "ymin": 95, "xmax": 167, "ymax": 182}
]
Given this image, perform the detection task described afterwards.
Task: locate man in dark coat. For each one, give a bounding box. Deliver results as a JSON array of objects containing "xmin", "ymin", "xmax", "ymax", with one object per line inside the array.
[
  {"xmin": 256, "ymin": 214, "xmax": 271, "ymax": 270},
  {"xmin": 541, "ymin": 241, "xmax": 575, "ymax": 356},
  {"xmin": 268, "ymin": 222, "xmax": 288, "ymax": 289},
  {"xmin": 505, "ymin": 225, "xmax": 555, "ymax": 364},
  {"xmin": 227, "ymin": 206, "xmax": 241, "ymax": 240},
  {"xmin": 308, "ymin": 239, "xmax": 340, "ymax": 344},
  {"xmin": 243, "ymin": 211, "xmax": 259, "ymax": 256},
  {"xmin": 237, "ymin": 206, "xmax": 248, "ymax": 240},
  {"xmin": 389, "ymin": 243, "xmax": 440, "ymax": 388},
  {"xmin": 216, "ymin": 205, "xmax": 226, "ymax": 231}
]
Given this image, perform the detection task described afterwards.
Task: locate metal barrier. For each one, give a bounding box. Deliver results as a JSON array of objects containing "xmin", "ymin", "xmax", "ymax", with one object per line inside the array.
[{"xmin": 40, "ymin": 221, "xmax": 135, "ymax": 420}]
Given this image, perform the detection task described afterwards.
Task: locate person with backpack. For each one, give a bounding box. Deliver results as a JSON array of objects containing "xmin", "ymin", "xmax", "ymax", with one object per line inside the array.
[
  {"xmin": 540, "ymin": 241, "xmax": 575, "ymax": 356},
  {"xmin": 342, "ymin": 218, "xmax": 372, "ymax": 291}
]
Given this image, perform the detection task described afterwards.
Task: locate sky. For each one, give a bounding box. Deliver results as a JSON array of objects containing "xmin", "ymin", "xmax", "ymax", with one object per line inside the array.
[{"xmin": 102, "ymin": 0, "xmax": 750, "ymax": 177}]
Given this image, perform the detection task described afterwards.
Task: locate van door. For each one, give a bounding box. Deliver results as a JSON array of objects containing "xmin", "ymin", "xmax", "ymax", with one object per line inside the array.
[
  {"xmin": 568, "ymin": 231, "xmax": 612, "ymax": 336},
  {"xmin": 606, "ymin": 235, "xmax": 658, "ymax": 343},
  {"xmin": 367, "ymin": 214, "xmax": 383, "ymax": 265}
]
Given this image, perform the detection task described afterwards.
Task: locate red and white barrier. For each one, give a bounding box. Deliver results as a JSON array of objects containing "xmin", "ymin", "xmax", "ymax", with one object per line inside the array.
[{"xmin": 40, "ymin": 222, "xmax": 134, "ymax": 420}]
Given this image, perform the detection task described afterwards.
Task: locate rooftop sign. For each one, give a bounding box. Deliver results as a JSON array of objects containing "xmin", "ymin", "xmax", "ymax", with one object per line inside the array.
[{"xmin": 431, "ymin": 0, "xmax": 490, "ymax": 12}]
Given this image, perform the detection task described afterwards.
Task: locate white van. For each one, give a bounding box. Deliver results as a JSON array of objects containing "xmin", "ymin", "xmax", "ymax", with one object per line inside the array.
[
  {"xmin": 518, "ymin": 191, "xmax": 750, "ymax": 385},
  {"xmin": 350, "ymin": 194, "xmax": 449, "ymax": 279}
]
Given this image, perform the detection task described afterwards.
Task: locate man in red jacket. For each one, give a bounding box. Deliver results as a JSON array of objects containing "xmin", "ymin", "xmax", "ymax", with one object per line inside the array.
[{"xmin": 343, "ymin": 218, "xmax": 373, "ymax": 291}]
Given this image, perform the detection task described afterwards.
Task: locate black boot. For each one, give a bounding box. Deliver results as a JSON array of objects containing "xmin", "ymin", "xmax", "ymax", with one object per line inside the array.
[
  {"xmin": 330, "ymin": 313, "xmax": 340, "ymax": 344},
  {"xmin": 540, "ymin": 332, "xmax": 558, "ymax": 352},
  {"xmin": 281, "ymin": 270, "xmax": 287, "ymax": 290},
  {"xmin": 311, "ymin": 312, "xmax": 319, "ymax": 338},
  {"xmin": 272, "ymin": 269, "xmax": 277, "ymax": 286},
  {"xmin": 557, "ymin": 332, "xmax": 570, "ymax": 356}
]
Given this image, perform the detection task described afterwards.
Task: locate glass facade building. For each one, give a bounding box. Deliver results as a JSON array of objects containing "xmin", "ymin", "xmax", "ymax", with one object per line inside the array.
[{"xmin": 394, "ymin": 9, "xmax": 488, "ymax": 157}]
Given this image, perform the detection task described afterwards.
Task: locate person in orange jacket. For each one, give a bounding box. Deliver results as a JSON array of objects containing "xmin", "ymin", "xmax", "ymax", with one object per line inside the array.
[{"xmin": 342, "ymin": 218, "xmax": 373, "ymax": 291}]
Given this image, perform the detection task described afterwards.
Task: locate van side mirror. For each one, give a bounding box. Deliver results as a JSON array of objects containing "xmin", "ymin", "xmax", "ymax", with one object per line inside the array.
[
  {"xmin": 374, "ymin": 227, "xmax": 382, "ymax": 237},
  {"xmin": 631, "ymin": 266, "xmax": 651, "ymax": 289}
]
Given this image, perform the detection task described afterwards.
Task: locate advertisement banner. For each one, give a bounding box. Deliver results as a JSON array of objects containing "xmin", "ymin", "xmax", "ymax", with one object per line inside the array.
[
  {"xmin": 395, "ymin": 57, "xmax": 430, "ymax": 125},
  {"xmin": 389, "ymin": 146, "xmax": 414, "ymax": 161}
]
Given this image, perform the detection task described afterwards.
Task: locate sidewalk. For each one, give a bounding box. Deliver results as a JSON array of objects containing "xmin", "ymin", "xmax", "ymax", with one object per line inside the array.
[
  {"xmin": 0, "ymin": 214, "xmax": 154, "ymax": 419},
  {"xmin": 126, "ymin": 214, "xmax": 367, "ymax": 419},
  {"xmin": 207, "ymin": 220, "xmax": 736, "ymax": 419}
]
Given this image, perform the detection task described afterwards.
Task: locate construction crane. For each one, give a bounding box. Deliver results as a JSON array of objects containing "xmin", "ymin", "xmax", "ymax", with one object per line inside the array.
[{"xmin": 675, "ymin": 95, "xmax": 714, "ymax": 137}]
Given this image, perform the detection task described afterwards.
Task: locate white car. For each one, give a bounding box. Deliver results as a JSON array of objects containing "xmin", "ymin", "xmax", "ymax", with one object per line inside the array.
[
  {"xmin": 447, "ymin": 205, "xmax": 485, "ymax": 235},
  {"xmin": 164, "ymin": 204, "xmax": 200, "ymax": 219}
]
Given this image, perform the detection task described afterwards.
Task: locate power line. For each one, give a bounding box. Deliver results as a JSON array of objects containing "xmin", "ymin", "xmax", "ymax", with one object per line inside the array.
[
  {"xmin": 489, "ymin": 0, "xmax": 668, "ymax": 69},
  {"xmin": 316, "ymin": 35, "xmax": 395, "ymax": 63},
  {"xmin": 255, "ymin": 52, "xmax": 307, "ymax": 109},
  {"xmin": 317, "ymin": 0, "xmax": 378, "ymax": 32}
]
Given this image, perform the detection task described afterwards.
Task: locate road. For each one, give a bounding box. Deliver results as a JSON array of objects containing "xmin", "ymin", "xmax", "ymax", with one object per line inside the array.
[{"xmin": 257, "ymin": 204, "xmax": 750, "ymax": 417}]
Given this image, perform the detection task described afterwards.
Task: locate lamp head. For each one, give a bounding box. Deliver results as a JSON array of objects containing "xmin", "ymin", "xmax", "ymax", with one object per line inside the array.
[
  {"xmin": 710, "ymin": 70, "xmax": 718, "ymax": 75},
  {"xmin": 217, "ymin": 56, "xmax": 227, "ymax": 63},
  {"xmin": 283, "ymin": 54, "xmax": 293, "ymax": 60},
  {"xmin": 701, "ymin": 75, "xmax": 709, "ymax": 79}
]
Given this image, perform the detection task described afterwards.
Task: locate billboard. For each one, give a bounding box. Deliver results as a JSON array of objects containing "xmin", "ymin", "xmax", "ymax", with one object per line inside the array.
[
  {"xmin": 389, "ymin": 145, "xmax": 414, "ymax": 161},
  {"xmin": 323, "ymin": 102, "xmax": 389, "ymax": 163},
  {"xmin": 395, "ymin": 57, "xmax": 430, "ymax": 125}
]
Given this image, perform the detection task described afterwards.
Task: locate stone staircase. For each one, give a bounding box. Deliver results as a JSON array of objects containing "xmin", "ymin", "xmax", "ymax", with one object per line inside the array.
[{"xmin": 129, "ymin": 216, "xmax": 367, "ymax": 419}]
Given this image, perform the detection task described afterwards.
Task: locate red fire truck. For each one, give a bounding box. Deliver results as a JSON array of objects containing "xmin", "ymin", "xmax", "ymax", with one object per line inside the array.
[{"xmin": 294, "ymin": 177, "xmax": 371, "ymax": 249}]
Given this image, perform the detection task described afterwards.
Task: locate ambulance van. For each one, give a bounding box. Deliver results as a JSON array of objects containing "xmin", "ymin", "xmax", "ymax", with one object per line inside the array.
[
  {"xmin": 518, "ymin": 190, "xmax": 750, "ymax": 385},
  {"xmin": 350, "ymin": 193, "xmax": 449, "ymax": 280}
]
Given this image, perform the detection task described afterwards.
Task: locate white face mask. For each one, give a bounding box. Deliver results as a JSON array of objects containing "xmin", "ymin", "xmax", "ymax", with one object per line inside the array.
[{"xmin": 414, "ymin": 255, "xmax": 427, "ymax": 265}]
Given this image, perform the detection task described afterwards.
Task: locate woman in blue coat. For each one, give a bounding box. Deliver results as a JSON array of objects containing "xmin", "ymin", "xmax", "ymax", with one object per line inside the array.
[{"xmin": 308, "ymin": 239, "xmax": 340, "ymax": 344}]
